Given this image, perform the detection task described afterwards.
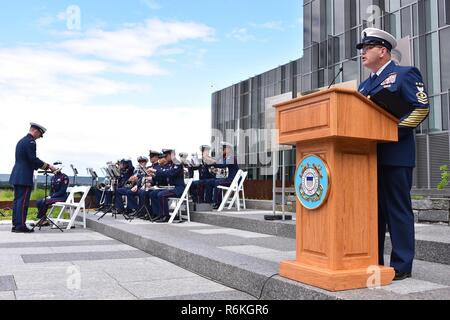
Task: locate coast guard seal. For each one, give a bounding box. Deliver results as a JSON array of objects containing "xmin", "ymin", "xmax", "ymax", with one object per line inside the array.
[{"xmin": 295, "ymin": 155, "xmax": 331, "ymax": 210}]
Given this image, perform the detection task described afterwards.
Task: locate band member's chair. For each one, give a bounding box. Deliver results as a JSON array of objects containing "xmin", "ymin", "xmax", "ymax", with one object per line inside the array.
[
  {"xmin": 49, "ymin": 186, "xmax": 91, "ymax": 230},
  {"xmin": 227, "ymin": 170, "xmax": 248, "ymax": 211},
  {"xmin": 216, "ymin": 170, "xmax": 245, "ymax": 212},
  {"xmin": 168, "ymin": 179, "xmax": 194, "ymax": 224}
]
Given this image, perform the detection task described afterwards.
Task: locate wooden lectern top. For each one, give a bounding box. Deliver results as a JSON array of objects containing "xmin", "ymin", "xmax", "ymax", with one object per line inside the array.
[{"xmin": 274, "ymin": 88, "xmax": 399, "ymax": 145}]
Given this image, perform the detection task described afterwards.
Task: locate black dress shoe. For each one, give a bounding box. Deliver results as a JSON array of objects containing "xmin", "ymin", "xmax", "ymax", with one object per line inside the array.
[
  {"xmin": 11, "ymin": 226, "xmax": 16, "ymax": 232},
  {"xmin": 394, "ymin": 271, "xmax": 412, "ymax": 281},
  {"xmin": 212, "ymin": 204, "xmax": 220, "ymax": 210},
  {"xmin": 12, "ymin": 226, "xmax": 34, "ymax": 233},
  {"xmin": 155, "ymin": 216, "xmax": 170, "ymax": 223}
]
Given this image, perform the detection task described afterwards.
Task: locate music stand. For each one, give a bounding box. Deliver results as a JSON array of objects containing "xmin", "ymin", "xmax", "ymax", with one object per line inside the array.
[
  {"xmin": 70, "ymin": 165, "xmax": 79, "ymax": 186},
  {"xmin": 32, "ymin": 170, "xmax": 64, "ymax": 232},
  {"xmin": 97, "ymin": 163, "xmax": 121, "ymax": 221}
]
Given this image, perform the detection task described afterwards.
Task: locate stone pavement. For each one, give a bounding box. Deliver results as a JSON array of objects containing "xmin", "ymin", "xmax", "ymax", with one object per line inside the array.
[
  {"xmin": 0, "ymin": 225, "xmax": 253, "ymax": 300},
  {"xmin": 81, "ymin": 210, "xmax": 450, "ymax": 300}
]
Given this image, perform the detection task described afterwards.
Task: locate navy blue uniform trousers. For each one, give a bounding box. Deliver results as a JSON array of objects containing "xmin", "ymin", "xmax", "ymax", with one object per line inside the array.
[
  {"xmin": 378, "ymin": 165, "xmax": 415, "ymax": 273},
  {"xmin": 12, "ymin": 185, "xmax": 32, "ymax": 228}
]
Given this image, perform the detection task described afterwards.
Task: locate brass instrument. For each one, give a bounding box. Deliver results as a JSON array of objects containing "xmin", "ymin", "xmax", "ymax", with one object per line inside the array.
[
  {"xmin": 209, "ymin": 166, "xmax": 229, "ymax": 179},
  {"xmin": 97, "ymin": 177, "xmax": 111, "ymax": 192},
  {"xmin": 125, "ymin": 175, "xmax": 139, "ymax": 189}
]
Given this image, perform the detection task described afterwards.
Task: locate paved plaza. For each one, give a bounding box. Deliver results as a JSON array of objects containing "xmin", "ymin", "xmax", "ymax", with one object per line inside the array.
[{"xmin": 0, "ymin": 225, "xmax": 253, "ymax": 300}]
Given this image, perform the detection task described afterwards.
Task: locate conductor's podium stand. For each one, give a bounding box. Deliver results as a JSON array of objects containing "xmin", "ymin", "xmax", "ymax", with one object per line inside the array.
[{"xmin": 274, "ymin": 88, "xmax": 397, "ymax": 291}]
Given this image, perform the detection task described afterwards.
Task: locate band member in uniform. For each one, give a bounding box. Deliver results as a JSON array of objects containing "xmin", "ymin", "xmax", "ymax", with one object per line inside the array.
[
  {"xmin": 35, "ymin": 169, "xmax": 70, "ymax": 227},
  {"xmin": 137, "ymin": 151, "xmax": 164, "ymax": 219},
  {"xmin": 113, "ymin": 159, "xmax": 135, "ymax": 213},
  {"xmin": 190, "ymin": 145, "xmax": 216, "ymax": 203},
  {"xmin": 9, "ymin": 123, "xmax": 57, "ymax": 233},
  {"xmin": 151, "ymin": 149, "xmax": 186, "ymax": 223},
  {"xmin": 357, "ymin": 28, "xmax": 430, "ymax": 281},
  {"xmin": 115, "ymin": 156, "xmax": 148, "ymax": 214},
  {"xmin": 205, "ymin": 142, "xmax": 240, "ymax": 209}
]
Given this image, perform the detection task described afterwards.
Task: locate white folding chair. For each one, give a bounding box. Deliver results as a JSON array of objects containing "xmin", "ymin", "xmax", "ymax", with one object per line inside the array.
[
  {"xmin": 216, "ymin": 170, "xmax": 243, "ymax": 212},
  {"xmin": 48, "ymin": 186, "xmax": 91, "ymax": 230},
  {"xmin": 227, "ymin": 171, "xmax": 248, "ymax": 211},
  {"xmin": 168, "ymin": 179, "xmax": 193, "ymax": 224}
]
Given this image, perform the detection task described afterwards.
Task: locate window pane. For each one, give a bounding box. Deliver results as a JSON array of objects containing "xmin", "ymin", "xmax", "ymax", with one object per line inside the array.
[{"xmin": 440, "ymin": 28, "xmax": 450, "ymax": 91}]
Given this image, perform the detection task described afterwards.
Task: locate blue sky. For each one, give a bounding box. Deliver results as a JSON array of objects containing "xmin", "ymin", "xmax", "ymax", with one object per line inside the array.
[{"xmin": 0, "ymin": 0, "xmax": 303, "ymax": 174}]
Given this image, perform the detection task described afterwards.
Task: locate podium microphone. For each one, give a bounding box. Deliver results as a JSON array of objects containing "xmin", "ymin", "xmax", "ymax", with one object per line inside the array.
[{"xmin": 328, "ymin": 66, "xmax": 344, "ymax": 89}]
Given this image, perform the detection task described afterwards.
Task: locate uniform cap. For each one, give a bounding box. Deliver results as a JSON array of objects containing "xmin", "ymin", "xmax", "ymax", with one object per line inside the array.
[
  {"xmin": 200, "ymin": 145, "xmax": 211, "ymax": 151},
  {"xmin": 162, "ymin": 149, "xmax": 174, "ymax": 156},
  {"xmin": 30, "ymin": 122, "xmax": 47, "ymax": 136},
  {"xmin": 356, "ymin": 28, "xmax": 397, "ymax": 51},
  {"xmin": 149, "ymin": 150, "xmax": 160, "ymax": 158},
  {"xmin": 221, "ymin": 141, "xmax": 234, "ymax": 148},
  {"xmin": 137, "ymin": 156, "xmax": 148, "ymax": 162}
]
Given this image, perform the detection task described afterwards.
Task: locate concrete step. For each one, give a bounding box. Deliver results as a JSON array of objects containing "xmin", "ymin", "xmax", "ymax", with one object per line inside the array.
[
  {"xmin": 83, "ymin": 213, "xmax": 450, "ymax": 300},
  {"xmin": 190, "ymin": 210, "xmax": 450, "ymax": 266}
]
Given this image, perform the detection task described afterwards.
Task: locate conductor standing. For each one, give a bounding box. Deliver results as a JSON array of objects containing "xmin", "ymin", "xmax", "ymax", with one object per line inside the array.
[{"xmin": 9, "ymin": 123, "xmax": 56, "ymax": 233}]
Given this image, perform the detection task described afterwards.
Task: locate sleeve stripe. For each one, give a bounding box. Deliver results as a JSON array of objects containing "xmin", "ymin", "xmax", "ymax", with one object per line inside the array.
[{"xmin": 400, "ymin": 108, "xmax": 430, "ymax": 127}]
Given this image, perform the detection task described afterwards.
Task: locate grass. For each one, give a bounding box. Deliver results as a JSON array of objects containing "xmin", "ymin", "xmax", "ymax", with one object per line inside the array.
[
  {"xmin": 0, "ymin": 208, "xmax": 38, "ymax": 221},
  {"xmin": 0, "ymin": 189, "xmax": 46, "ymax": 201}
]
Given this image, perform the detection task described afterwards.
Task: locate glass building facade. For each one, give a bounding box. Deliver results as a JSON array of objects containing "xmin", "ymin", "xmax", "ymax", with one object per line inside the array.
[{"xmin": 212, "ymin": 0, "xmax": 450, "ymax": 191}]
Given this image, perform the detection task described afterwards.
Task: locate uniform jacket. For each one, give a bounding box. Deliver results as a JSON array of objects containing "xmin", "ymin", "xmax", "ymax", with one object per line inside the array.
[
  {"xmin": 50, "ymin": 172, "xmax": 70, "ymax": 199},
  {"xmin": 9, "ymin": 134, "xmax": 48, "ymax": 187},
  {"xmin": 155, "ymin": 161, "xmax": 186, "ymax": 193},
  {"xmin": 359, "ymin": 61, "xmax": 430, "ymax": 167}
]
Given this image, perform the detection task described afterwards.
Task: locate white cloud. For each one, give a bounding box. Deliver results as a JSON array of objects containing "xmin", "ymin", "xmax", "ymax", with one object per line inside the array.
[
  {"xmin": 140, "ymin": 0, "xmax": 162, "ymax": 10},
  {"xmin": 249, "ymin": 21, "xmax": 285, "ymax": 31},
  {"xmin": 57, "ymin": 19, "xmax": 215, "ymax": 63},
  {"xmin": 0, "ymin": 18, "xmax": 214, "ymax": 174},
  {"xmin": 227, "ymin": 28, "xmax": 255, "ymax": 43}
]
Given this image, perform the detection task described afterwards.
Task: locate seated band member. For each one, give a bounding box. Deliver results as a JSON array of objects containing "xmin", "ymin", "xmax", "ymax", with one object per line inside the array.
[
  {"xmin": 116, "ymin": 156, "xmax": 148, "ymax": 214},
  {"xmin": 205, "ymin": 142, "xmax": 240, "ymax": 210},
  {"xmin": 137, "ymin": 151, "xmax": 166, "ymax": 218},
  {"xmin": 150, "ymin": 149, "xmax": 186, "ymax": 223},
  {"xmin": 35, "ymin": 169, "xmax": 70, "ymax": 227},
  {"xmin": 190, "ymin": 145, "xmax": 216, "ymax": 203},
  {"xmin": 113, "ymin": 159, "xmax": 135, "ymax": 213}
]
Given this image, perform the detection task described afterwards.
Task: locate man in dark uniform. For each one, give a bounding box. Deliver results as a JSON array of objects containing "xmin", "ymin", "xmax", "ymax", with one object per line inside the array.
[
  {"xmin": 151, "ymin": 149, "xmax": 186, "ymax": 223},
  {"xmin": 357, "ymin": 28, "xmax": 430, "ymax": 281},
  {"xmin": 190, "ymin": 145, "xmax": 216, "ymax": 203},
  {"xmin": 9, "ymin": 123, "xmax": 57, "ymax": 233},
  {"xmin": 205, "ymin": 142, "xmax": 240, "ymax": 210},
  {"xmin": 115, "ymin": 156, "xmax": 148, "ymax": 214},
  {"xmin": 35, "ymin": 169, "xmax": 70, "ymax": 227},
  {"xmin": 113, "ymin": 159, "xmax": 134, "ymax": 213},
  {"xmin": 137, "ymin": 151, "xmax": 164, "ymax": 219}
]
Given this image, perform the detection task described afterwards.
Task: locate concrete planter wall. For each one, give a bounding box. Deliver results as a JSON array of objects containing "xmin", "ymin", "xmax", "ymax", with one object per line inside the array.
[
  {"xmin": 246, "ymin": 197, "xmax": 450, "ymax": 225},
  {"xmin": 412, "ymin": 198, "xmax": 450, "ymax": 224}
]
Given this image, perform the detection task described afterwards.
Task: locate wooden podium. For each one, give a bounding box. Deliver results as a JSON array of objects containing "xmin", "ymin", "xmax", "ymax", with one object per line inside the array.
[{"xmin": 275, "ymin": 88, "xmax": 397, "ymax": 292}]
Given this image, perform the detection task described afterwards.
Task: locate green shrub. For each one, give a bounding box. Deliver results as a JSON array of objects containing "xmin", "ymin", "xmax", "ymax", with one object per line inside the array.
[{"xmin": 438, "ymin": 165, "xmax": 450, "ymax": 190}]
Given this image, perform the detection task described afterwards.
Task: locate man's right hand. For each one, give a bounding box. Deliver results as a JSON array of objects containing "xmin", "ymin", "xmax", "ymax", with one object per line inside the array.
[{"xmin": 49, "ymin": 165, "xmax": 57, "ymax": 172}]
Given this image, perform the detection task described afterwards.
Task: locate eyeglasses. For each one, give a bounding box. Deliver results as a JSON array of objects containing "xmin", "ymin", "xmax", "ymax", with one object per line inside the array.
[{"xmin": 360, "ymin": 45, "xmax": 384, "ymax": 54}]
